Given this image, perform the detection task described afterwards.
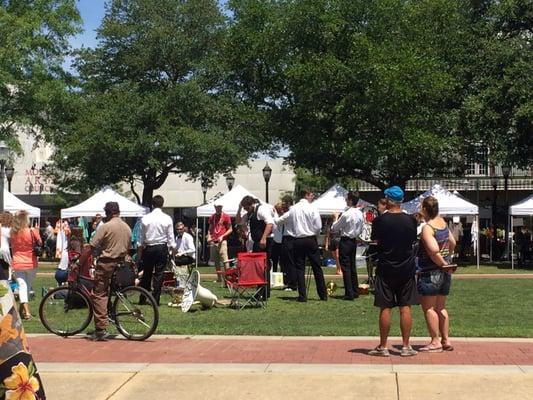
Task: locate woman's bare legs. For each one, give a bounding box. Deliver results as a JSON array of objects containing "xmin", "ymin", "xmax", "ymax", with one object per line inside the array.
[
  {"xmin": 420, "ymin": 295, "xmax": 441, "ymax": 348},
  {"xmin": 436, "ymin": 295, "xmax": 451, "ymax": 348}
]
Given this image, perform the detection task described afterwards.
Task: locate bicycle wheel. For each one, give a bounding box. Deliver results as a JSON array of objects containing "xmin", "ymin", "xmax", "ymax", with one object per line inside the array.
[
  {"xmin": 112, "ymin": 286, "xmax": 159, "ymax": 341},
  {"xmin": 39, "ymin": 287, "xmax": 93, "ymax": 337}
]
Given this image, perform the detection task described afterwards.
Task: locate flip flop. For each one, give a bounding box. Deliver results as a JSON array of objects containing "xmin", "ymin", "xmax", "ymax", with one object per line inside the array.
[
  {"xmin": 419, "ymin": 345, "xmax": 443, "ymax": 353},
  {"xmin": 442, "ymin": 344, "xmax": 454, "ymax": 351}
]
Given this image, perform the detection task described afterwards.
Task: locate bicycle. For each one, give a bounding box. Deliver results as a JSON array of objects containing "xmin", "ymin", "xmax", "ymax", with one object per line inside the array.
[{"xmin": 39, "ymin": 258, "xmax": 159, "ymax": 341}]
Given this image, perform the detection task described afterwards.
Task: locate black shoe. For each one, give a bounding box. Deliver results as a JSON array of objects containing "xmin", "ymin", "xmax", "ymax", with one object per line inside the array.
[
  {"xmin": 297, "ymin": 297, "xmax": 307, "ymax": 302},
  {"xmin": 87, "ymin": 329, "xmax": 109, "ymax": 341},
  {"xmin": 320, "ymin": 297, "xmax": 328, "ymax": 301},
  {"xmin": 343, "ymin": 296, "xmax": 355, "ymax": 300}
]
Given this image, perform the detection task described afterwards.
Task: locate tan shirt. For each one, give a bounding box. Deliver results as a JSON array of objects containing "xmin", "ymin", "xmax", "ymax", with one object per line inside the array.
[{"xmin": 90, "ymin": 216, "xmax": 131, "ymax": 259}]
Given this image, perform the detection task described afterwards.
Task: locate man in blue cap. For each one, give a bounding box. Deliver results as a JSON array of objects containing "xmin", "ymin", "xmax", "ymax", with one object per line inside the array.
[{"xmin": 368, "ymin": 186, "xmax": 419, "ymax": 357}]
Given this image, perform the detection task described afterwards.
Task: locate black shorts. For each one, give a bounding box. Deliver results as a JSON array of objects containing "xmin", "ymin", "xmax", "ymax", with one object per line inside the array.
[{"xmin": 373, "ymin": 271, "xmax": 419, "ymax": 308}]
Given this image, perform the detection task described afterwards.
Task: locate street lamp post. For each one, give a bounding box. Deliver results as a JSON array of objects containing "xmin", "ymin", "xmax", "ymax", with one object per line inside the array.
[
  {"xmin": 200, "ymin": 175, "xmax": 210, "ymax": 263},
  {"xmin": 201, "ymin": 175, "xmax": 209, "ymax": 205},
  {"xmin": 262, "ymin": 162, "xmax": 272, "ymax": 203},
  {"xmin": 0, "ymin": 142, "xmax": 11, "ymax": 213},
  {"xmin": 225, "ymin": 173, "xmax": 235, "ymax": 192},
  {"xmin": 501, "ymin": 165, "xmax": 512, "ymax": 260},
  {"xmin": 5, "ymin": 165, "xmax": 14, "ymax": 192},
  {"xmin": 490, "ymin": 173, "xmax": 498, "ymax": 262}
]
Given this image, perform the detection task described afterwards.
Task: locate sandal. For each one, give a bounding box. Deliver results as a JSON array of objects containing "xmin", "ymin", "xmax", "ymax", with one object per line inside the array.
[
  {"xmin": 442, "ymin": 344, "xmax": 454, "ymax": 351},
  {"xmin": 368, "ymin": 346, "xmax": 390, "ymax": 357},
  {"xmin": 400, "ymin": 346, "xmax": 418, "ymax": 357},
  {"xmin": 419, "ymin": 345, "xmax": 443, "ymax": 353},
  {"xmin": 22, "ymin": 314, "xmax": 33, "ymax": 321}
]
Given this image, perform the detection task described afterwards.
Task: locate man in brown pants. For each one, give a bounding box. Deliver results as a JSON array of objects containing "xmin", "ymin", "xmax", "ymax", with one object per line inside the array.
[{"xmin": 88, "ymin": 201, "xmax": 132, "ymax": 341}]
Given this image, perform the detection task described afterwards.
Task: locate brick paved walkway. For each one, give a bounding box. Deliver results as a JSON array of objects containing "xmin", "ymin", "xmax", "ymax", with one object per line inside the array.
[{"xmin": 29, "ymin": 335, "xmax": 533, "ymax": 365}]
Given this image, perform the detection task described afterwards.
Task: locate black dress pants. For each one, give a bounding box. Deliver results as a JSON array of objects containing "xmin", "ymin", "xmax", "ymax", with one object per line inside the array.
[
  {"xmin": 140, "ymin": 244, "xmax": 168, "ymax": 305},
  {"xmin": 281, "ymin": 235, "xmax": 297, "ymax": 290},
  {"xmin": 270, "ymin": 241, "xmax": 282, "ymax": 272},
  {"xmin": 293, "ymin": 236, "xmax": 327, "ymax": 300},
  {"xmin": 339, "ymin": 237, "xmax": 359, "ymax": 299}
]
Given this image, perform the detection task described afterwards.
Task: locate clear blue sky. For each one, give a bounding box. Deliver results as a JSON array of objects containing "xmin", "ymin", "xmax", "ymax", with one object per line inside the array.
[{"xmin": 70, "ymin": 0, "xmax": 107, "ymax": 49}]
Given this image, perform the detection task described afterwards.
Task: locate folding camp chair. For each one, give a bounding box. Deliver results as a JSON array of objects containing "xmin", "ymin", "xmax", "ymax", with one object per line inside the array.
[{"xmin": 223, "ymin": 252, "xmax": 268, "ymax": 310}]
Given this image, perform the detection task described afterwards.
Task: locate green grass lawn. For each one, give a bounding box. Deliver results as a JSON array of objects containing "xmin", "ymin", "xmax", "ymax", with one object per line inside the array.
[{"xmin": 23, "ymin": 274, "xmax": 533, "ymax": 338}]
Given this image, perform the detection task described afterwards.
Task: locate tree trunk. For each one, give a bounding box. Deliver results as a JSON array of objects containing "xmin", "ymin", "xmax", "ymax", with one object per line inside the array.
[{"xmin": 141, "ymin": 185, "xmax": 154, "ymax": 208}]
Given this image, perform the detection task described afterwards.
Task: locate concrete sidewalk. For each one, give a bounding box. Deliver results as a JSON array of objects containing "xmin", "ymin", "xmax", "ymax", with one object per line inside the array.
[{"xmin": 29, "ymin": 335, "xmax": 533, "ymax": 399}]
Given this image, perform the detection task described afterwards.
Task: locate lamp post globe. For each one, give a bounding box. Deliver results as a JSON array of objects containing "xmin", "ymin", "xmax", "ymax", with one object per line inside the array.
[
  {"xmin": 262, "ymin": 162, "xmax": 272, "ymax": 203},
  {"xmin": 200, "ymin": 176, "xmax": 209, "ymax": 205},
  {"xmin": 5, "ymin": 166, "xmax": 14, "ymax": 192},
  {"xmin": 225, "ymin": 173, "xmax": 235, "ymax": 191}
]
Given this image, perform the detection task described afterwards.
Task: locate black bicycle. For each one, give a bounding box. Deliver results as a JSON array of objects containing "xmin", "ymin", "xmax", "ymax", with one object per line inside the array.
[{"xmin": 39, "ymin": 259, "xmax": 159, "ymax": 341}]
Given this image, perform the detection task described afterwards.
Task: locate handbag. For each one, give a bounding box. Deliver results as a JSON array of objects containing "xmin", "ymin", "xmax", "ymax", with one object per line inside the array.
[{"xmin": 30, "ymin": 229, "xmax": 43, "ymax": 257}]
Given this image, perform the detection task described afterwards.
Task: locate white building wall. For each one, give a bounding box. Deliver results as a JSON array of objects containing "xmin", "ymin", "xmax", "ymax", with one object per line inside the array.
[{"xmin": 149, "ymin": 158, "xmax": 296, "ymax": 208}]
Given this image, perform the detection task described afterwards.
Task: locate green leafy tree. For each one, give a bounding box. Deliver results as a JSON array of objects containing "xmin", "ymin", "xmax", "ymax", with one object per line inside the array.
[
  {"xmin": 460, "ymin": 0, "xmax": 533, "ymax": 168},
  {"xmin": 225, "ymin": 0, "xmax": 484, "ymax": 190},
  {"xmin": 47, "ymin": 0, "xmax": 265, "ymax": 205},
  {"xmin": 0, "ymin": 0, "xmax": 81, "ymax": 149}
]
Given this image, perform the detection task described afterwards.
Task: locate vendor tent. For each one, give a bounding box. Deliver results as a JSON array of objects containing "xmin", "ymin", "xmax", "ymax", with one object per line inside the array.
[
  {"xmin": 401, "ymin": 184, "xmax": 480, "ymax": 268},
  {"xmin": 3, "ymin": 190, "xmax": 40, "ymax": 218},
  {"xmin": 510, "ymin": 194, "xmax": 533, "ymax": 216},
  {"xmin": 509, "ymin": 194, "xmax": 533, "ymax": 269},
  {"xmin": 196, "ymin": 185, "xmax": 261, "ymax": 217},
  {"xmin": 61, "ymin": 186, "xmax": 148, "ymax": 218},
  {"xmin": 313, "ymin": 184, "xmax": 373, "ymax": 215},
  {"xmin": 402, "ymin": 184, "xmax": 478, "ymax": 215}
]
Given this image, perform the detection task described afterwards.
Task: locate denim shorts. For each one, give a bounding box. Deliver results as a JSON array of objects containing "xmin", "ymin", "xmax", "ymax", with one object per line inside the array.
[{"xmin": 417, "ymin": 270, "xmax": 451, "ymax": 296}]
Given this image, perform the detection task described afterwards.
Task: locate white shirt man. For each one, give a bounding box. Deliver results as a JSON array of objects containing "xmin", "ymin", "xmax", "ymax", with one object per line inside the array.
[
  {"xmin": 331, "ymin": 192, "xmax": 364, "ymax": 300},
  {"xmin": 138, "ymin": 195, "xmax": 176, "ymax": 306},
  {"xmin": 331, "ymin": 207, "xmax": 364, "ymax": 239},
  {"xmin": 175, "ymin": 223, "xmax": 196, "ymax": 265},
  {"xmin": 274, "ymin": 190, "xmax": 327, "ymax": 302},
  {"xmin": 275, "ymin": 198, "xmax": 321, "ymax": 238}
]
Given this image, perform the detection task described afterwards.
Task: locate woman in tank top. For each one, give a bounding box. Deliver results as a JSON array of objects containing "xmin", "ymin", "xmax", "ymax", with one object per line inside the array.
[{"xmin": 417, "ymin": 196, "xmax": 456, "ymax": 352}]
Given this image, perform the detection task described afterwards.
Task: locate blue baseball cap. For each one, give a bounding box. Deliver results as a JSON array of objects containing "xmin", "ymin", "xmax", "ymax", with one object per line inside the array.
[{"xmin": 384, "ymin": 186, "xmax": 404, "ymax": 203}]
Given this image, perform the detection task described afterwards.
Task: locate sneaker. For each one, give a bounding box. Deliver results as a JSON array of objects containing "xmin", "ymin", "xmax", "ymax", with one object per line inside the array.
[
  {"xmin": 88, "ymin": 329, "xmax": 109, "ymax": 341},
  {"xmin": 284, "ymin": 287, "xmax": 293, "ymax": 291},
  {"xmin": 368, "ymin": 347, "xmax": 390, "ymax": 357},
  {"xmin": 400, "ymin": 345, "xmax": 417, "ymax": 357}
]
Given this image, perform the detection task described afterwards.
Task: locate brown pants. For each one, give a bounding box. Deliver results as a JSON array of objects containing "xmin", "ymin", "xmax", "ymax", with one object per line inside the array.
[{"xmin": 93, "ymin": 261, "xmax": 117, "ymax": 330}]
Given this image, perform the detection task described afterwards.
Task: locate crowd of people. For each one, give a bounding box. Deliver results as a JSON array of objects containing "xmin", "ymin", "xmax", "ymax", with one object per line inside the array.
[{"xmin": 1, "ymin": 186, "xmax": 529, "ymax": 351}]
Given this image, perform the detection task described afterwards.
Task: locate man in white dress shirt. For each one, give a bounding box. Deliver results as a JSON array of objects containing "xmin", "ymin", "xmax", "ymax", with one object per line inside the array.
[
  {"xmin": 275, "ymin": 189, "xmax": 327, "ymax": 302},
  {"xmin": 175, "ymin": 222, "xmax": 196, "ymax": 265},
  {"xmin": 331, "ymin": 191, "xmax": 364, "ymax": 300},
  {"xmin": 138, "ymin": 195, "xmax": 176, "ymax": 305}
]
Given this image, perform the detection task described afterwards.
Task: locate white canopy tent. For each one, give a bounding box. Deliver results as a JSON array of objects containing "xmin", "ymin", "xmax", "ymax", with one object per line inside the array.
[
  {"xmin": 313, "ymin": 184, "xmax": 374, "ymax": 215},
  {"xmin": 3, "ymin": 190, "xmax": 40, "ymax": 218},
  {"xmin": 401, "ymin": 184, "xmax": 480, "ymax": 268},
  {"xmin": 509, "ymin": 194, "xmax": 533, "ymax": 269},
  {"xmin": 61, "ymin": 186, "xmax": 148, "ymax": 218},
  {"xmin": 196, "ymin": 184, "xmax": 261, "ymax": 217}
]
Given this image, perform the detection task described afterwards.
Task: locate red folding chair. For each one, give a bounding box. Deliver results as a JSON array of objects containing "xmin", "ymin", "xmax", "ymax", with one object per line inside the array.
[{"xmin": 224, "ymin": 252, "xmax": 268, "ymax": 309}]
